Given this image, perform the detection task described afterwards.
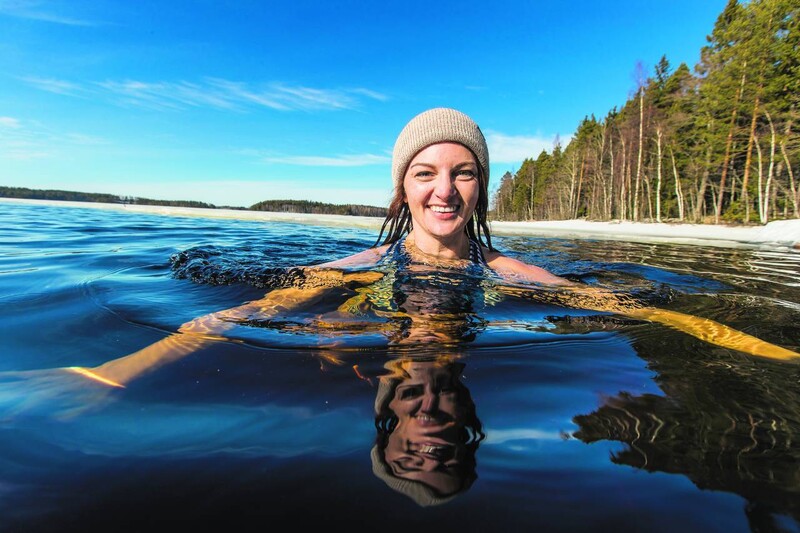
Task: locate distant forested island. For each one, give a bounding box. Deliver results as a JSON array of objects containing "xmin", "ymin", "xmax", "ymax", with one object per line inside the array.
[
  {"xmin": 0, "ymin": 186, "xmax": 387, "ymax": 217},
  {"xmin": 250, "ymin": 199, "xmax": 386, "ymax": 217},
  {"xmin": 0, "ymin": 186, "xmax": 217, "ymax": 209},
  {"xmin": 491, "ymin": 0, "xmax": 799, "ymax": 225}
]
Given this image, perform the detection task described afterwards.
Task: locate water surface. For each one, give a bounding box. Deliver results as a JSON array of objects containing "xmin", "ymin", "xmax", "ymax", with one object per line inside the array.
[{"xmin": 2, "ymin": 202, "xmax": 800, "ymax": 532}]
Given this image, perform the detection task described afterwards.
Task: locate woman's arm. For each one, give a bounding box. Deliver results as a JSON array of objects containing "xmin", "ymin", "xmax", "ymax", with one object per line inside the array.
[
  {"xmin": 496, "ymin": 281, "xmax": 799, "ymax": 361},
  {"xmin": 623, "ymin": 306, "xmax": 799, "ymax": 361},
  {"xmin": 315, "ymin": 245, "xmax": 389, "ymax": 269},
  {"xmin": 71, "ymin": 268, "xmax": 385, "ymax": 387},
  {"xmin": 487, "ymin": 252, "xmax": 798, "ymax": 361},
  {"xmin": 485, "ymin": 250, "xmax": 573, "ymax": 286}
]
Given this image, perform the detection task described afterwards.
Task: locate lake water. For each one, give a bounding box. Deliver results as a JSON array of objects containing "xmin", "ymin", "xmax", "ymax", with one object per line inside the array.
[{"xmin": 2, "ymin": 201, "xmax": 800, "ymax": 532}]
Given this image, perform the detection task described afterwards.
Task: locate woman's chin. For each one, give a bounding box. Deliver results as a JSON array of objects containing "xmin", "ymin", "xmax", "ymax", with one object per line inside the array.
[{"xmin": 418, "ymin": 216, "xmax": 468, "ymax": 241}]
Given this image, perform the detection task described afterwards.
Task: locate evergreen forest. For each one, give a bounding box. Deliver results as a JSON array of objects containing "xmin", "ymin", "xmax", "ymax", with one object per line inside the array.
[
  {"xmin": 491, "ymin": 0, "xmax": 799, "ymax": 224},
  {"xmin": 249, "ymin": 199, "xmax": 387, "ymax": 217}
]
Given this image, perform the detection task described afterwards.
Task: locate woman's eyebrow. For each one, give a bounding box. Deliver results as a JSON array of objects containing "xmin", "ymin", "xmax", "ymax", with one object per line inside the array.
[
  {"xmin": 390, "ymin": 460, "xmax": 420, "ymax": 475},
  {"xmin": 409, "ymin": 161, "xmax": 477, "ymax": 169}
]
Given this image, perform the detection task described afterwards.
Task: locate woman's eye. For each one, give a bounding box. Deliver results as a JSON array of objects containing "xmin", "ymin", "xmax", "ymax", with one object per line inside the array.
[
  {"xmin": 414, "ymin": 171, "xmax": 435, "ymax": 180},
  {"xmin": 455, "ymin": 169, "xmax": 476, "ymax": 180},
  {"xmin": 400, "ymin": 385, "xmax": 423, "ymax": 399}
]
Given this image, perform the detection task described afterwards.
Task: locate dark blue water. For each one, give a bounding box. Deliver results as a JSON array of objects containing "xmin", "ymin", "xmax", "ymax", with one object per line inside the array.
[{"xmin": 2, "ymin": 201, "xmax": 800, "ymax": 532}]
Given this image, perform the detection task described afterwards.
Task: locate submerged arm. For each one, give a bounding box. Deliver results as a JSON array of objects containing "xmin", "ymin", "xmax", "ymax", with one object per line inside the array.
[
  {"xmin": 497, "ymin": 283, "xmax": 799, "ymax": 362},
  {"xmin": 622, "ymin": 306, "xmax": 799, "ymax": 361},
  {"xmin": 486, "ymin": 251, "xmax": 798, "ymax": 361},
  {"xmin": 71, "ymin": 269, "xmax": 385, "ymax": 387}
]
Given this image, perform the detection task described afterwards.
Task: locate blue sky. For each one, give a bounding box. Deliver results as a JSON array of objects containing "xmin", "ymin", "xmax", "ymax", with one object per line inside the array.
[{"xmin": 1, "ymin": 0, "xmax": 727, "ymax": 208}]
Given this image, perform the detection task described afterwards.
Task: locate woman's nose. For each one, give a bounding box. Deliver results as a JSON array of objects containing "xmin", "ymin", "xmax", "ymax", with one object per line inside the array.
[
  {"xmin": 420, "ymin": 458, "xmax": 440, "ymax": 472},
  {"xmin": 420, "ymin": 391, "xmax": 438, "ymax": 413},
  {"xmin": 433, "ymin": 173, "xmax": 455, "ymax": 198}
]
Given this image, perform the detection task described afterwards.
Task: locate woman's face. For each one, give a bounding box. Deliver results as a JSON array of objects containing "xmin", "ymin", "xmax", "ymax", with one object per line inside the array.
[
  {"xmin": 402, "ymin": 142, "xmax": 480, "ymax": 245},
  {"xmin": 385, "ymin": 361, "xmax": 468, "ymax": 492}
]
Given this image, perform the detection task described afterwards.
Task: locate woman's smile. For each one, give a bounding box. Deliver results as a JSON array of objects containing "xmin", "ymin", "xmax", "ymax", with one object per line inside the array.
[{"xmin": 429, "ymin": 204, "xmax": 460, "ymax": 215}]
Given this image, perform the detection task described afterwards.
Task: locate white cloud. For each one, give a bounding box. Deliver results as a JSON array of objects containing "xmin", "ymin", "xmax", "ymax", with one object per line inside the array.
[
  {"xmin": 206, "ymin": 79, "xmax": 290, "ymax": 111},
  {"xmin": 0, "ymin": 117, "xmax": 107, "ymax": 160},
  {"xmin": 63, "ymin": 132, "xmax": 109, "ymax": 145},
  {"xmin": 0, "ymin": 1, "xmax": 98, "ymax": 25},
  {"xmin": 484, "ymin": 428, "xmax": 565, "ymax": 444},
  {"xmin": 19, "ymin": 76, "xmax": 85, "ymax": 96},
  {"xmin": 350, "ymin": 88, "xmax": 389, "ymax": 102},
  {"xmin": 0, "ymin": 116, "xmax": 22, "ymax": 128},
  {"xmin": 1, "ymin": 147, "xmax": 49, "ymax": 160},
  {"xmin": 486, "ymin": 131, "xmax": 569, "ymax": 163},
  {"xmin": 97, "ymin": 79, "xmax": 241, "ymax": 111},
  {"xmin": 272, "ymin": 84, "xmax": 354, "ymax": 110},
  {"xmin": 263, "ymin": 153, "xmax": 390, "ymax": 167},
  {"xmin": 22, "ymin": 75, "xmax": 387, "ymax": 113}
]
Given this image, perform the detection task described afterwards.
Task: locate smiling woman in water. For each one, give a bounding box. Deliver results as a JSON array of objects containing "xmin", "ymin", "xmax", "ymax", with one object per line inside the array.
[
  {"xmin": 316, "ymin": 108, "xmax": 566, "ymax": 285},
  {"xmin": 62, "ymin": 108, "xmax": 799, "ymax": 389}
]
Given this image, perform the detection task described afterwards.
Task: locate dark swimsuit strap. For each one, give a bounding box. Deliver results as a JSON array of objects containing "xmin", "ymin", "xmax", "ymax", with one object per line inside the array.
[
  {"xmin": 468, "ymin": 238, "xmax": 489, "ymax": 266},
  {"xmin": 383, "ymin": 235, "xmax": 489, "ymax": 267}
]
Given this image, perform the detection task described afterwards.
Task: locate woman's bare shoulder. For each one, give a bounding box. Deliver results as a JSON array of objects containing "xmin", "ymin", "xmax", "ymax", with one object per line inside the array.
[
  {"xmin": 313, "ymin": 245, "xmax": 390, "ymax": 269},
  {"xmin": 484, "ymin": 249, "xmax": 573, "ymax": 286}
]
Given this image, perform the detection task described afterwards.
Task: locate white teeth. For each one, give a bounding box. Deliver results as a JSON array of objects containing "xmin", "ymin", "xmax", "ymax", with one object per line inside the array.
[
  {"xmin": 420, "ymin": 445, "xmax": 444, "ymax": 453},
  {"xmin": 430, "ymin": 205, "xmax": 457, "ymax": 213}
]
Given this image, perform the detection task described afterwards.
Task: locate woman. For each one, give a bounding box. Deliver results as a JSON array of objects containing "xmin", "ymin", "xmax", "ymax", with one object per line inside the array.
[
  {"xmin": 317, "ymin": 107, "xmax": 565, "ymax": 285},
  {"xmin": 66, "ymin": 108, "xmax": 798, "ymax": 389}
]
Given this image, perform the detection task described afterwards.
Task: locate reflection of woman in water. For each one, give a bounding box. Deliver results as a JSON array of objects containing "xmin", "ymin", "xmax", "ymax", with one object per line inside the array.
[
  {"xmin": 49, "ymin": 107, "xmax": 797, "ymax": 389},
  {"xmin": 371, "ymin": 355, "xmax": 484, "ymax": 506}
]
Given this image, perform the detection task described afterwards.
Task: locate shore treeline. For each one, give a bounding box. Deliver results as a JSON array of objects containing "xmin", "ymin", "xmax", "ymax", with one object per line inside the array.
[
  {"xmin": 0, "ymin": 186, "xmax": 216, "ymax": 209},
  {"xmin": 0, "ymin": 186, "xmax": 388, "ymax": 217},
  {"xmin": 250, "ymin": 199, "xmax": 387, "ymax": 217},
  {"xmin": 492, "ymin": 0, "xmax": 799, "ymax": 224}
]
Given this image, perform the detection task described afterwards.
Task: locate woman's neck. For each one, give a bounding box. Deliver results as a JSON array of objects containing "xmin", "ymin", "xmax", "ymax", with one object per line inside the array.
[{"xmin": 406, "ymin": 231, "xmax": 469, "ymax": 261}]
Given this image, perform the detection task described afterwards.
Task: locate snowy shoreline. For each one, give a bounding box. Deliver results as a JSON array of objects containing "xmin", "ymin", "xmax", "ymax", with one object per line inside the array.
[{"xmin": 4, "ymin": 197, "xmax": 799, "ymax": 249}]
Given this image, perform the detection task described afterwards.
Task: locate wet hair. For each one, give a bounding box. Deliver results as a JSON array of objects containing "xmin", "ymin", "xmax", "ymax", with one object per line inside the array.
[{"xmin": 373, "ymin": 152, "xmax": 494, "ymax": 252}]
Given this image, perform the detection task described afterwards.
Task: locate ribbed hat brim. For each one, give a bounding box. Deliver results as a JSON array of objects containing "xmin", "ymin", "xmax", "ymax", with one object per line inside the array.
[{"xmin": 392, "ymin": 108, "xmax": 489, "ymax": 192}]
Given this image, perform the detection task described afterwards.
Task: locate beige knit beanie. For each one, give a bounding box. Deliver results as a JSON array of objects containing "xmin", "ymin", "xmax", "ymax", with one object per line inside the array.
[
  {"xmin": 370, "ymin": 445, "xmax": 460, "ymax": 507},
  {"xmin": 392, "ymin": 108, "xmax": 489, "ymax": 192}
]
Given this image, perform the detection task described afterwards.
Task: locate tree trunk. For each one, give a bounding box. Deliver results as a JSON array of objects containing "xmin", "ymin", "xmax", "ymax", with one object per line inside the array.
[
  {"xmin": 756, "ymin": 135, "xmax": 765, "ymax": 223},
  {"xmin": 609, "ymin": 131, "xmax": 615, "ymax": 219},
  {"xmin": 529, "ymin": 164, "xmax": 535, "ymax": 220},
  {"xmin": 765, "ymin": 110, "xmax": 776, "ymax": 224},
  {"xmin": 741, "ymin": 94, "xmax": 761, "ymax": 223},
  {"xmin": 695, "ymin": 144, "xmax": 712, "ymax": 222},
  {"xmin": 634, "ymin": 86, "xmax": 644, "ymax": 220},
  {"xmin": 714, "ymin": 63, "xmax": 747, "ymax": 224},
  {"xmin": 568, "ymin": 153, "xmax": 578, "ymax": 218},
  {"xmin": 778, "ymin": 103, "xmax": 797, "ymax": 218},
  {"xmin": 781, "ymin": 140, "xmax": 798, "ymax": 218},
  {"xmin": 670, "ymin": 146, "xmax": 684, "ymax": 221},
  {"xmin": 656, "ymin": 128, "xmax": 663, "ymax": 222},
  {"xmin": 575, "ymin": 152, "xmax": 586, "ymax": 219},
  {"xmin": 620, "ymin": 137, "xmax": 628, "ymax": 220},
  {"xmin": 598, "ymin": 125, "xmax": 607, "ymax": 219}
]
